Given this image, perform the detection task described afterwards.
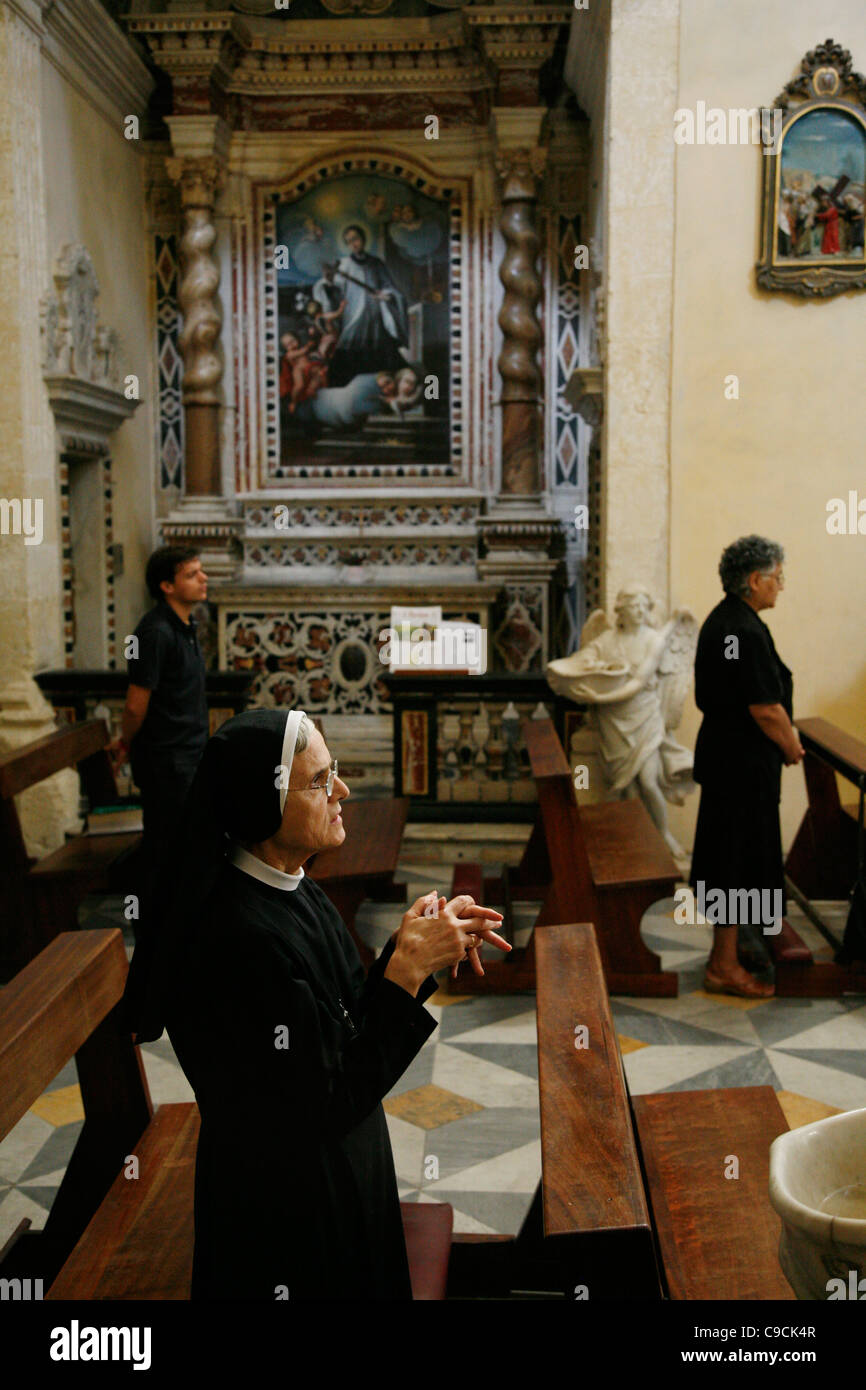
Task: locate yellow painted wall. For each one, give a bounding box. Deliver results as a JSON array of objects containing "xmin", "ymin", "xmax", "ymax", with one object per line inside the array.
[
  {"xmin": 667, "ymin": 1, "xmax": 866, "ymax": 854},
  {"xmin": 40, "ymin": 58, "xmax": 156, "ymax": 654}
]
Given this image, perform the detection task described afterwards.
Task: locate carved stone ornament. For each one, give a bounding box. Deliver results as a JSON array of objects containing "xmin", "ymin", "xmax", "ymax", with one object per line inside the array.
[
  {"xmin": 40, "ymin": 245, "xmax": 138, "ymax": 443},
  {"xmin": 756, "ymin": 39, "xmax": 866, "ymax": 298},
  {"xmin": 563, "ymin": 367, "xmax": 603, "ymax": 428},
  {"xmin": 40, "ymin": 245, "xmax": 119, "ymax": 388},
  {"xmin": 129, "ymin": 6, "xmax": 570, "ymax": 103}
]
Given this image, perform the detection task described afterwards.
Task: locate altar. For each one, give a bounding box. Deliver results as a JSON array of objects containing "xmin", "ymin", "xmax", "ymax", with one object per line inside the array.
[{"xmin": 125, "ymin": 0, "xmax": 593, "ymax": 782}]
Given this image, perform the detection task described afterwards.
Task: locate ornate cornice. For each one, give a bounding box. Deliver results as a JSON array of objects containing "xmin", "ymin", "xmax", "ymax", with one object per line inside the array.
[
  {"xmin": 467, "ymin": 4, "xmax": 573, "ymax": 62},
  {"xmin": 126, "ymin": 6, "xmax": 570, "ymax": 101},
  {"xmin": 126, "ymin": 12, "xmax": 248, "ymax": 92}
]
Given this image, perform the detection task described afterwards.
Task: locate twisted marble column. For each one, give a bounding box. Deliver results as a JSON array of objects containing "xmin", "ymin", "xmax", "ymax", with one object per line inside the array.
[
  {"xmin": 166, "ymin": 155, "xmax": 225, "ymax": 497},
  {"xmin": 496, "ymin": 146, "xmax": 546, "ymax": 496}
]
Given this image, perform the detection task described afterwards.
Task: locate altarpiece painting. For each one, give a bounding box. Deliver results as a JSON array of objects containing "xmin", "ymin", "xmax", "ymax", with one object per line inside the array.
[{"xmin": 274, "ymin": 174, "xmax": 451, "ymax": 468}]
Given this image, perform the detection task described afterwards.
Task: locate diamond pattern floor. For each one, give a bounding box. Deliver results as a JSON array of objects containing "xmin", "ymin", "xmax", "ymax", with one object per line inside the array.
[{"xmin": 2, "ymin": 864, "xmax": 863, "ymax": 1246}]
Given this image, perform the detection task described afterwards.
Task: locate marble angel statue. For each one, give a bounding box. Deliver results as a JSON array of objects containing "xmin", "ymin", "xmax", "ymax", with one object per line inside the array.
[{"xmin": 545, "ymin": 584, "xmax": 697, "ymax": 855}]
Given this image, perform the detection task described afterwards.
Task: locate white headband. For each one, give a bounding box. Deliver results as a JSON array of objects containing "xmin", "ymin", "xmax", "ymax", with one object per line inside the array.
[{"xmin": 278, "ymin": 709, "xmax": 307, "ymax": 815}]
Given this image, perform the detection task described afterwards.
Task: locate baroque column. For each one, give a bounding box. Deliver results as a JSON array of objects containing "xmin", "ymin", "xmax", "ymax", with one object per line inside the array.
[
  {"xmin": 161, "ymin": 116, "xmax": 242, "ymax": 579},
  {"xmin": 167, "ymin": 153, "xmax": 224, "ymax": 496},
  {"xmin": 478, "ymin": 110, "xmax": 563, "ymax": 673},
  {"xmin": 497, "ymin": 142, "xmax": 546, "ymax": 497}
]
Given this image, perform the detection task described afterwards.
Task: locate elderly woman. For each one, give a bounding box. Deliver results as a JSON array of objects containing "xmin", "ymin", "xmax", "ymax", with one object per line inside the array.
[
  {"xmin": 691, "ymin": 537, "xmax": 804, "ymax": 998},
  {"xmin": 127, "ymin": 709, "xmax": 507, "ymax": 1300}
]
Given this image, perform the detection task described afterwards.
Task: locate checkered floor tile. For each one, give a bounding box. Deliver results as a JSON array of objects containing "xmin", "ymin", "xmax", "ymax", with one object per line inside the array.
[{"xmin": 2, "ymin": 866, "xmax": 864, "ymax": 1247}]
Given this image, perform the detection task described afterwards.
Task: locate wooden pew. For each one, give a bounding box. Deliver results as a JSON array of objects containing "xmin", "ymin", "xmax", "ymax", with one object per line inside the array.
[
  {"xmin": 0, "ymin": 719, "xmax": 140, "ymax": 978},
  {"xmin": 304, "ymin": 717, "xmax": 408, "ymax": 969},
  {"xmin": 308, "ymin": 798, "xmax": 409, "ymax": 969},
  {"xmin": 1, "ymin": 923, "xmax": 793, "ymax": 1301},
  {"xmin": 513, "ymin": 920, "xmax": 660, "ymax": 1296},
  {"xmin": 780, "ymin": 717, "xmax": 866, "ymax": 996},
  {"xmin": 448, "ymin": 717, "xmax": 679, "ymax": 996},
  {"xmin": 0, "ymin": 930, "xmax": 153, "ymax": 1290},
  {"xmin": 511, "ymin": 921, "xmax": 794, "ymax": 1299},
  {"xmin": 0, "ymin": 928, "xmax": 453, "ymax": 1301},
  {"xmin": 786, "ymin": 718, "xmax": 865, "ymax": 899}
]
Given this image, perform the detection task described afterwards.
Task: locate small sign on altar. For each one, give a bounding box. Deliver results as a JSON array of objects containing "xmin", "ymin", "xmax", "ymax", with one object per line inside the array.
[{"xmin": 381, "ymin": 607, "xmax": 487, "ymax": 675}]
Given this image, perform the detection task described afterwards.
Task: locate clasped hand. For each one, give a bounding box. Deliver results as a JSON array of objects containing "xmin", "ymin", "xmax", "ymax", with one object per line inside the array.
[{"xmin": 390, "ymin": 893, "xmax": 509, "ymax": 989}]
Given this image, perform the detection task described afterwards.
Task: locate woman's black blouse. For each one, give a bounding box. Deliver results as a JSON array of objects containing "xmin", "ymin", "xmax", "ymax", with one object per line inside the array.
[{"xmin": 693, "ymin": 593, "xmax": 793, "ymax": 787}]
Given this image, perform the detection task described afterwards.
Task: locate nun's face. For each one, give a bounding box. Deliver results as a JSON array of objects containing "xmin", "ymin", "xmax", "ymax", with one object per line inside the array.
[{"xmin": 272, "ymin": 727, "xmax": 350, "ymax": 865}]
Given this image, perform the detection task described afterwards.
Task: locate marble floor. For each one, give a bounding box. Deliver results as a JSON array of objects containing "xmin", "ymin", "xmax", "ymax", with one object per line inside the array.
[{"xmin": 1, "ymin": 859, "xmax": 865, "ymax": 1246}]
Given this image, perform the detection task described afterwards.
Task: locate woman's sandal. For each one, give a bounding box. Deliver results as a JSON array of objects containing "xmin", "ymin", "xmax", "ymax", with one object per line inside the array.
[{"xmin": 704, "ymin": 969, "xmax": 775, "ymax": 999}]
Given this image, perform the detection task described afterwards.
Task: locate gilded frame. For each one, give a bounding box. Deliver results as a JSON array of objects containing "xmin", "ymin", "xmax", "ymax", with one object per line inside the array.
[{"xmin": 757, "ymin": 40, "xmax": 866, "ymax": 298}]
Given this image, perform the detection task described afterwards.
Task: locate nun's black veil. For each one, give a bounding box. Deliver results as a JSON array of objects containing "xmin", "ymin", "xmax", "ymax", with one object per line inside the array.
[{"xmin": 123, "ymin": 709, "xmax": 293, "ymax": 1042}]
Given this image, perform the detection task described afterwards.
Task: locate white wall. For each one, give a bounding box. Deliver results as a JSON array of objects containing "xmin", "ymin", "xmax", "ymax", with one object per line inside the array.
[
  {"xmin": 41, "ymin": 54, "xmax": 156, "ymax": 652},
  {"xmin": 668, "ymin": 0, "xmax": 866, "ymax": 851}
]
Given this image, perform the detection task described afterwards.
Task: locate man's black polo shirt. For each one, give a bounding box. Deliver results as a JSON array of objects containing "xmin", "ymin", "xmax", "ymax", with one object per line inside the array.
[{"xmin": 127, "ymin": 601, "xmax": 208, "ymax": 762}]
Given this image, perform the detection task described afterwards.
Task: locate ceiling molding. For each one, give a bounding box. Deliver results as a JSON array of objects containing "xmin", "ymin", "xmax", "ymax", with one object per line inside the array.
[{"xmin": 42, "ymin": 0, "xmax": 154, "ymax": 125}]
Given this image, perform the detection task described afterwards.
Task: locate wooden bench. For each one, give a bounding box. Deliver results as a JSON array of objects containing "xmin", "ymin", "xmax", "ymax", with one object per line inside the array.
[
  {"xmin": 448, "ymin": 717, "xmax": 679, "ymax": 996},
  {"xmin": 0, "ymin": 719, "xmax": 140, "ymax": 978},
  {"xmin": 780, "ymin": 716, "xmax": 866, "ymax": 996},
  {"xmin": 0, "ymin": 928, "xmax": 452, "ymax": 1301},
  {"xmin": 0, "ymin": 929, "xmax": 153, "ymax": 1290},
  {"xmin": 510, "ymin": 922, "xmax": 794, "ymax": 1298},
  {"xmin": 304, "ymin": 717, "xmax": 408, "ymax": 969},
  {"xmin": 308, "ymin": 798, "xmax": 409, "ymax": 969}
]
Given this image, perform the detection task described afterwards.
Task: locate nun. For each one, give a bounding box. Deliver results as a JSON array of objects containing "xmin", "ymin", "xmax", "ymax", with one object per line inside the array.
[{"xmin": 126, "ymin": 709, "xmax": 507, "ymax": 1300}]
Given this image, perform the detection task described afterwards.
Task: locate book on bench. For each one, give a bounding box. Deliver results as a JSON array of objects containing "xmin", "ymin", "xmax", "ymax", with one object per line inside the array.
[{"xmin": 85, "ymin": 804, "xmax": 143, "ymax": 835}]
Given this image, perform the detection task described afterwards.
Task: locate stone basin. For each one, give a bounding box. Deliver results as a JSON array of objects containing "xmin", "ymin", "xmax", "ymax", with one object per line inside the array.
[{"xmin": 769, "ymin": 1107, "xmax": 866, "ymax": 1300}]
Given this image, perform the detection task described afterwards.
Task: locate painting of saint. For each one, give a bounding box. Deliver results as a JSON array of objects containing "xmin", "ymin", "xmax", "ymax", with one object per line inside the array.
[
  {"xmin": 274, "ymin": 174, "xmax": 450, "ymax": 468},
  {"xmin": 776, "ymin": 109, "xmax": 866, "ymax": 262}
]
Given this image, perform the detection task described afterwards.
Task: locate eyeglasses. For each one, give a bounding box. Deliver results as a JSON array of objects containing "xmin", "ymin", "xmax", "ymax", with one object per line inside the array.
[
  {"xmin": 284, "ymin": 759, "xmax": 339, "ymax": 796},
  {"xmin": 309, "ymin": 759, "xmax": 339, "ymax": 796},
  {"xmin": 765, "ymin": 569, "xmax": 785, "ymax": 587}
]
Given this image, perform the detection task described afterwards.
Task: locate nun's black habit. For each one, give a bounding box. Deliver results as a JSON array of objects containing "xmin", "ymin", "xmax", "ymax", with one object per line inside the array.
[{"xmin": 126, "ymin": 710, "xmax": 437, "ymax": 1301}]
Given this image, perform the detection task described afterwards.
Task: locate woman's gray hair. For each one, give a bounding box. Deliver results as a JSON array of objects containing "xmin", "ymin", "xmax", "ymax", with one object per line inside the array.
[
  {"xmin": 294, "ymin": 712, "xmax": 316, "ymax": 755},
  {"xmin": 719, "ymin": 535, "xmax": 784, "ymax": 597}
]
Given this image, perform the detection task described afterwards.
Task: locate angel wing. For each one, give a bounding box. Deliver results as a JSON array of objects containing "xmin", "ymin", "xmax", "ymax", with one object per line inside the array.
[
  {"xmin": 578, "ymin": 608, "xmax": 610, "ymax": 651},
  {"xmin": 657, "ymin": 609, "xmax": 698, "ymax": 731}
]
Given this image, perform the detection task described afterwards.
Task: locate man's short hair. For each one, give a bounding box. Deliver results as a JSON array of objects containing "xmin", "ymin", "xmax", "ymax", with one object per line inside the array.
[
  {"xmin": 342, "ymin": 224, "xmax": 367, "ymax": 247},
  {"xmin": 146, "ymin": 545, "xmax": 200, "ymax": 601}
]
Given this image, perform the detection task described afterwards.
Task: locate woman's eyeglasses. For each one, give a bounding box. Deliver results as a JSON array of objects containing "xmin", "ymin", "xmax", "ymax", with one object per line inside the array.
[
  {"xmin": 283, "ymin": 759, "xmax": 339, "ymax": 796},
  {"xmin": 310, "ymin": 759, "xmax": 339, "ymax": 796}
]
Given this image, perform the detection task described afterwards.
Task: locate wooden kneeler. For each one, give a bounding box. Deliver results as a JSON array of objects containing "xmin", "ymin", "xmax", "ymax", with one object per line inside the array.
[{"xmin": 447, "ymin": 718, "xmax": 678, "ymax": 996}]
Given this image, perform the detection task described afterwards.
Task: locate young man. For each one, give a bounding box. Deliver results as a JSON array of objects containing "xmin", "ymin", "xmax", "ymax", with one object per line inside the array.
[{"xmin": 116, "ymin": 545, "xmax": 210, "ymax": 889}]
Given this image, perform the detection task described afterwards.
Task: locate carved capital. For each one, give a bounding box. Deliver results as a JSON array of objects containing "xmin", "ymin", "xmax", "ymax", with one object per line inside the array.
[
  {"xmin": 166, "ymin": 156, "xmax": 226, "ymax": 212},
  {"xmin": 495, "ymin": 144, "xmax": 548, "ymax": 200}
]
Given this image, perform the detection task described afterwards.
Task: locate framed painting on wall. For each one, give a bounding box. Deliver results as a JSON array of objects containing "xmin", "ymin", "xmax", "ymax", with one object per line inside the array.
[{"xmin": 758, "ymin": 40, "xmax": 866, "ymax": 297}]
